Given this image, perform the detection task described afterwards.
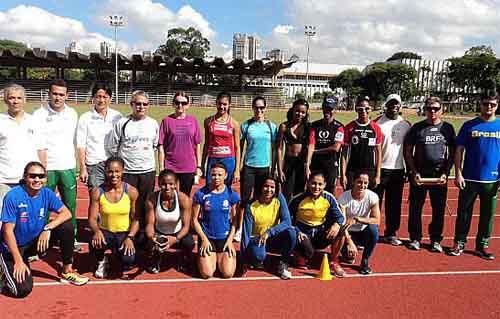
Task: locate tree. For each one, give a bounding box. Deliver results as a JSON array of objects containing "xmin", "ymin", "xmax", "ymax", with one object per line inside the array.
[
  {"xmin": 329, "ymin": 68, "xmax": 363, "ymax": 109},
  {"xmin": 357, "ymin": 63, "xmax": 417, "ymax": 105},
  {"xmin": 387, "ymin": 51, "xmax": 422, "ymax": 61},
  {"xmin": 447, "ymin": 45, "xmax": 499, "ymax": 101},
  {"xmin": 0, "ymin": 39, "xmax": 28, "ymax": 79},
  {"xmin": 155, "ymin": 27, "xmax": 210, "ymax": 59}
]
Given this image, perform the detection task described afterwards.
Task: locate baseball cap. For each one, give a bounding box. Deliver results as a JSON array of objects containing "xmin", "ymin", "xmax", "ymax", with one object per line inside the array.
[
  {"xmin": 322, "ymin": 96, "xmax": 338, "ymax": 109},
  {"xmin": 384, "ymin": 94, "xmax": 402, "ymax": 106}
]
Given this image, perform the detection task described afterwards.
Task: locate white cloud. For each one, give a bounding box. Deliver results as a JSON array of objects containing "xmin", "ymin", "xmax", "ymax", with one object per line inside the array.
[
  {"xmin": 273, "ymin": 25, "xmax": 294, "ymax": 34},
  {"xmin": 267, "ymin": 0, "xmax": 500, "ymax": 64}
]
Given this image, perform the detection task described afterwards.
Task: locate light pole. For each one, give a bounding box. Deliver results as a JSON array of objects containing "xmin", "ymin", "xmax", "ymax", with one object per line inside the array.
[
  {"xmin": 304, "ymin": 25, "xmax": 316, "ymax": 101},
  {"xmin": 109, "ymin": 15, "xmax": 124, "ymax": 104}
]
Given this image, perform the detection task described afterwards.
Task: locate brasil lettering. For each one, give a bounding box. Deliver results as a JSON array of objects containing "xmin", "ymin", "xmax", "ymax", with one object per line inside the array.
[{"xmin": 471, "ymin": 130, "xmax": 500, "ymax": 138}]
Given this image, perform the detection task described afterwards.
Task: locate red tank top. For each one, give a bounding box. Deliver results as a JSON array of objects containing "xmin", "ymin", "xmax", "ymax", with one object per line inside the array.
[{"xmin": 208, "ymin": 116, "xmax": 235, "ymax": 157}]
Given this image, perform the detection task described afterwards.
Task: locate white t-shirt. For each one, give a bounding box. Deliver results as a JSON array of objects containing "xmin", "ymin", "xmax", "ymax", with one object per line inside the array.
[
  {"xmin": 33, "ymin": 104, "xmax": 78, "ymax": 171},
  {"xmin": 107, "ymin": 116, "xmax": 159, "ymax": 173},
  {"xmin": 338, "ymin": 189, "xmax": 379, "ymax": 232},
  {"xmin": 375, "ymin": 115, "xmax": 411, "ymax": 170},
  {"xmin": 76, "ymin": 107, "xmax": 122, "ymax": 166},
  {"xmin": 0, "ymin": 112, "xmax": 45, "ymax": 184}
]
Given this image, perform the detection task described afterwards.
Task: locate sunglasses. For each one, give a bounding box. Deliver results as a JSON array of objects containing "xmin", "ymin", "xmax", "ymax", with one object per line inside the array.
[
  {"xmin": 482, "ymin": 102, "xmax": 498, "ymax": 107},
  {"xmin": 425, "ymin": 106, "xmax": 441, "ymax": 112},
  {"xmin": 134, "ymin": 102, "xmax": 149, "ymax": 106},
  {"xmin": 174, "ymin": 100, "xmax": 189, "ymax": 106},
  {"xmin": 355, "ymin": 107, "xmax": 370, "ymax": 113},
  {"xmin": 27, "ymin": 173, "xmax": 47, "ymax": 179}
]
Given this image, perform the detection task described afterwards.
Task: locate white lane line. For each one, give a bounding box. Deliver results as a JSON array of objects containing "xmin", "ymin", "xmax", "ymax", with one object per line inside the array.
[{"xmin": 34, "ymin": 269, "xmax": 500, "ymax": 287}]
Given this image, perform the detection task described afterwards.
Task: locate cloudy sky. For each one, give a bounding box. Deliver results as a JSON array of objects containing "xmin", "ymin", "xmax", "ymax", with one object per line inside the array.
[{"xmin": 1, "ymin": 0, "xmax": 499, "ymax": 65}]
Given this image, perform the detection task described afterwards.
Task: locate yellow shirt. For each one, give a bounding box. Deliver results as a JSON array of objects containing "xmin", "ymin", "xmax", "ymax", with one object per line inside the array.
[
  {"xmin": 250, "ymin": 198, "xmax": 281, "ymax": 236},
  {"xmin": 99, "ymin": 187, "xmax": 131, "ymax": 233},
  {"xmin": 291, "ymin": 191, "xmax": 340, "ymax": 226}
]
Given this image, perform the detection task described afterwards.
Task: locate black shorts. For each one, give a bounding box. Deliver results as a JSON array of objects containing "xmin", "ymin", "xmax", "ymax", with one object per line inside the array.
[{"xmin": 199, "ymin": 238, "xmax": 227, "ymax": 254}]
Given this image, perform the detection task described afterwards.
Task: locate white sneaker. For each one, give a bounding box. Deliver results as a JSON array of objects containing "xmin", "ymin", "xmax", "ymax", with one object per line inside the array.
[
  {"xmin": 94, "ymin": 256, "xmax": 109, "ymax": 279},
  {"xmin": 408, "ymin": 240, "xmax": 421, "ymax": 251},
  {"xmin": 277, "ymin": 261, "xmax": 292, "ymax": 280},
  {"xmin": 233, "ymin": 229, "xmax": 242, "ymax": 242},
  {"xmin": 431, "ymin": 241, "xmax": 443, "ymax": 253}
]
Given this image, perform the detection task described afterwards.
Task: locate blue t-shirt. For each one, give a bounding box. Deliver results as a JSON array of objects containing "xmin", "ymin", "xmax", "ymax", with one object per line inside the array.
[
  {"xmin": 1, "ymin": 186, "xmax": 63, "ymax": 252},
  {"xmin": 456, "ymin": 117, "xmax": 500, "ymax": 182},
  {"xmin": 193, "ymin": 186, "xmax": 240, "ymax": 240},
  {"xmin": 241, "ymin": 120, "xmax": 277, "ymax": 168}
]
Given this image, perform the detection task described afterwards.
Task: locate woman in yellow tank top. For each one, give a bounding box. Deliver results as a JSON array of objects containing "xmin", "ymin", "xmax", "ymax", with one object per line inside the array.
[{"xmin": 88, "ymin": 157, "xmax": 139, "ymax": 279}]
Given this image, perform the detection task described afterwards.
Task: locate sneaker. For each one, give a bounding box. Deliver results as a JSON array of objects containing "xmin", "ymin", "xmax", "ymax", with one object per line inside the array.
[
  {"xmin": 27, "ymin": 255, "xmax": 40, "ymax": 263},
  {"xmin": 383, "ymin": 236, "xmax": 403, "ymax": 246},
  {"xmin": 408, "ymin": 240, "xmax": 421, "ymax": 251},
  {"xmin": 277, "ymin": 261, "xmax": 292, "ymax": 280},
  {"xmin": 73, "ymin": 241, "xmax": 84, "ymax": 253},
  {"xmin": 475, "ymin": 248, "xmax": 495, "ymax": 260},
  {"xmin": 448, "ymin": 242, "xmax": 465, "ymax": 256},
  {"xmin": 233, "ymin": 229, "xmax": 242, "ymax": 242},
  {"xmin": 431, "ymin": 241, "xmax": 444, "ymax": 253},
  {"xmin": 359, "ymin": 259, "xmax": 372, "ymax": 275},
  {"xmin": 294, "ymin": 255, "xmax": 308, "ymax": 269},
  {"xmin": 331, "ymin": 262, "xmax": 346, "ymax": 278},
  {"xmin": 94, "ymin": 256, "xmax": 109, "ymax": 279},
  {"xmin": 61, "ymin": 272, "xmax": 89, "ymax": 286}
]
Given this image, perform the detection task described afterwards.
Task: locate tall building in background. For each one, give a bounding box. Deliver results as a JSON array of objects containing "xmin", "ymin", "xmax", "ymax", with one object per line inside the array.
[
  {"xmin": 233, "ymin": 33, "xmax": 249, "ymax": 60},
  {"xmin": 266, "ymin": 49, "xmax": 288, "ymax": 62},
  {"xmin": 248, "ymin": 36, "xmax": 261, "ymax": 60},
  {"xmin": 65, "ymin": 41, "xmax": 83, "ymax": 55},
  {"xmin": 100, "ymin": 42, "xmax": 112, "ymax": 57}
]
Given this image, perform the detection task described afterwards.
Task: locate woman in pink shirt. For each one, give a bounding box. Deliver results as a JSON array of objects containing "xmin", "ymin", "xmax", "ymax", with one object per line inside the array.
[
  {"xmin": 201, "ymin": 92, "xmax": 241, "ymax": 187},
  {"xmin": 158, "ymin": 92, "xmax": 202, "ymax": 196}
]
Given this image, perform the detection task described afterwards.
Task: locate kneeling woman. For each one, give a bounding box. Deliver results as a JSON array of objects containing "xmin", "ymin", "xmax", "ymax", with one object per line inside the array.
[
  {"xmin": 144, "ymin": 169, "xmax": 195, "ymax": 273},
  {"xmin": 241, "ymin": 176, "xmax": 296, "ymax": 279},
  {"xmin": 335, "ymin": 171, "xmax": 380, "ymax": 275},
  {"xmin": 192, "ymin": 162, "xmax": 240, "ymax": 278},
  {"xmin": 88, "ymin": 157, "xmax": 140, "ymax": 278},
  {"xmin": 289, "ymin": 172, "xmax": 345, "ymax": 277}
]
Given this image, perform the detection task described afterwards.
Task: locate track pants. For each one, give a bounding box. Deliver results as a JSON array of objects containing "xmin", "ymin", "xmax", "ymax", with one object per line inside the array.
[
  {"xmin": 47, "ymin": 169, "xmax": 77, "ymax": 239},
  {"xmin": 374, "ymin": 169, "xmax": 405, "ymax": 237}
]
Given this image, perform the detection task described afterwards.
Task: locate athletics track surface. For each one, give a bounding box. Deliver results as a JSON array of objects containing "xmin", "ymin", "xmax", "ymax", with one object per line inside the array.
[{"xmin": 1, "ymin": 180, "xmax": 500, "ymax": 319}]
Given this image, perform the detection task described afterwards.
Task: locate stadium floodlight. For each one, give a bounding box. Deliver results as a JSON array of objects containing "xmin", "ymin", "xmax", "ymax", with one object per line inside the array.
[
  {"xmin": 304, "ymin": 25, "xmax": 316, "ymax": 100},
  {"xmin": 109, "ymin": 15, "xmax": 125, "ymax": 104}
]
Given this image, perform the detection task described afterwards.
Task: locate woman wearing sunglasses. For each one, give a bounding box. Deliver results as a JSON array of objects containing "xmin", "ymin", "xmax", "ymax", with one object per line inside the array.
[
  {"xmin": 201, "ymin": 92, "xmax": 241, "ymax": 187},
  {"xmin": 107, "ymin": 91, "xmax": 159, "ymax": 226},
  {"xmin": 158, "ymin": 91, "xmax": 202, "ymax": 196},
  {"xmin": 0, "ymin": 162, "xmax": 88, "ymax": 298}
]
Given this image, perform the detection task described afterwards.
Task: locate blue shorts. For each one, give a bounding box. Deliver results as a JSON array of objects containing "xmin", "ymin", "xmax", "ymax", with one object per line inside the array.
[{"xmin": 206, "ymin": 156, "xmax": 236, "ymax": 186}]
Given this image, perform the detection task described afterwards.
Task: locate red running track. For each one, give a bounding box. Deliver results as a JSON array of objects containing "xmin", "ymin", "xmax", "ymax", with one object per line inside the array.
[{"xmin": 2, "ymin": 180, "xmax": 500, "ymax": 319}]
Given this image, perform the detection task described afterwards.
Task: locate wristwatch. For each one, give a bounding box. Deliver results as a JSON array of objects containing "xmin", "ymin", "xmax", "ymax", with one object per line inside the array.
[
  {"xmin": 127, "ymin": 235, "xmax": 134, "ymax": 240},
  {"xmin": 43, "ymin": 225, "xmax": 52, "ymax": 231}
]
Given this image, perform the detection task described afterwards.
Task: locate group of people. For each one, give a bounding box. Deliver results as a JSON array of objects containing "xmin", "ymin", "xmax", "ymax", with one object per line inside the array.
[{"xmin": 1, "ymin": 79, "xmax": 499, "ymax": 299}]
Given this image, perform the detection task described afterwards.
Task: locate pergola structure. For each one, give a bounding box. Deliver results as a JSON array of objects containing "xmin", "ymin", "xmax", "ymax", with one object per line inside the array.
[{"xmin": 0, "ymin": 49, "xmax": 294, "ymax": 86}]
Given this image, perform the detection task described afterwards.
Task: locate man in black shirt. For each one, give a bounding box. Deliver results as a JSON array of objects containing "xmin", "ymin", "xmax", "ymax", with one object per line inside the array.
[
  {"xmin": 404, "ymin": 96, "xmax": 456, "ymax": 253},
  {"xmin": 306, "ymin": 96, "xmax": 344, "ymax": 194}
]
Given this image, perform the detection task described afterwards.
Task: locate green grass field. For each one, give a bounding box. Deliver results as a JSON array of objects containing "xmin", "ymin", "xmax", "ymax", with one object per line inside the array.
[{"xmin": 12, "ymin": 102, "xmax": 475, "ymax": 134}]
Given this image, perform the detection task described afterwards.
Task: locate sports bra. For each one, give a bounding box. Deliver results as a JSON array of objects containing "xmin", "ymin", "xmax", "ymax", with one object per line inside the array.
[{"xmin": 154, "ymin": 190, "xmax": 182, "ymax": 235}]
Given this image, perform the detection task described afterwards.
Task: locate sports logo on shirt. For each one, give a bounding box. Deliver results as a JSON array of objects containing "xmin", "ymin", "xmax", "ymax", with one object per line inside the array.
[
  {"xmin": 20, "ymin": 211, "xmax": 29, "ymax": 223},
  {"xmin": 18, "ymin": 203, "xmax": 28, "ymax": 209},
  {"xmin": 39, "ymin": 208, "xmax": 45, "ymax": 219},
  {"xmin": 204, "ymin": 200, "xmax": 211, "ymax": 211},
  {"xmin": 222, "ymin": 200, "xmax": 229, "ymax": 209},
  {"xmin": 352, "ymin": 135, "xmax": 360, "ymax": 145},
  {"xmin": 318, "ymin": 130, "xmax": 330, "ymax": 139}
]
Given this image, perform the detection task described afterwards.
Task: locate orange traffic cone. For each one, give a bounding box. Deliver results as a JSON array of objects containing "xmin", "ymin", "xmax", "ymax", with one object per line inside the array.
[{"xmin": 317, "ymin": 253, "xmax": 333, "ymax": 281}]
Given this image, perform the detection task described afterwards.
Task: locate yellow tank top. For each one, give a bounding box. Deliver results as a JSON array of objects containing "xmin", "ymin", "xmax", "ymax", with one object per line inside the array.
[
  {"xmin": 99, "ymin": 184, "xmax": 131, "ymax": 232},
  {"xmin": 250, "ymin": 198, "xmax": 281, "ymax": 236}
]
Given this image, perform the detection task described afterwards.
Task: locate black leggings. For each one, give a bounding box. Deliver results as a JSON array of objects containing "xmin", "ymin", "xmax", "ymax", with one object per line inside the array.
[
  {"xmin": 0, "ymin": 220, "xmax": 74, "ymax": 298},
  {"xmin": 124, "ymin": 171, "xmax": 156, "ymax": 225},
  {"xmin": 175, "ymin": 172, "xmax": 195, "ymax": 196},
  {"xmin": 240, "ymin": 165, "xmax": 270, "ymax": 205},
  {"xmin": 283, "ymin": 155, "xmax": 306, "ymax": 201}
]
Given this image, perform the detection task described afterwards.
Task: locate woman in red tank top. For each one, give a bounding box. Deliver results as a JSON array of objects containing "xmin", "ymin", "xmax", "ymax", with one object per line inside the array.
[{"xmin": 201, "ymin": 92, "xmax": 241, "ymax": 187}]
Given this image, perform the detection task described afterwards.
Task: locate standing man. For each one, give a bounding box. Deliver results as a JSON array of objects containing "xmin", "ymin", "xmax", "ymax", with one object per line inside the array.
[
  {"xmin": 0, "ymin": 84, "xmax": 46, "ymax": 229},
  {"xmin": 450, "ymin": 92, "xmax": 500, "ymax": 259},
  {"xmin": 76, "ymin": 83, "xmax": 122, "ymax": 191},
  {"xmin": 33, "ymin": 79, "xmax": 80, "ymax": 247},
  {"xmin": 375, "ymin": 94, "xmax": 411, "ymax": 246},
  {"xmin": 107, "ymin": 90, "xmax": 159, "ymax": 225},
  {"xmin": 306, "ymin": 96, "xmax": 344, "ymax": 194},
  {"xmin": 404, "ymin": 96, "xmax": 455, "ymax": 252},
  {"xmin": 341, "ymin": 96, "xmax": 383, "ymax": 190}
]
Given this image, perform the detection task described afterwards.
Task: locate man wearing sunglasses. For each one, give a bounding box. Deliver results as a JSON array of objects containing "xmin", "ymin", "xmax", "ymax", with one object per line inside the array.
[
  {"xmin": 341, "ymin": 96, "xmax": 383, "ymax": 190},
  {"xmin": 107, "ymin": 91, "xmax": 159, "ymax": 226},
  {"xmin": 375, "ymin": 94, "xmax": 411, "ymax": 246},
  {"xmin": 33, "ymin": 79, "xmax": 80, "ymax": 248},
  {"xmin": 76, "ymin": 83, "xmax": 122, "ymax": 191},
  {"xmin": 404, "ymin": 96, "xmax": 456, "ymax": 252},
  {"xmin": 450, "ymin": 92, "xmax": 500, "ymax": 259}
]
